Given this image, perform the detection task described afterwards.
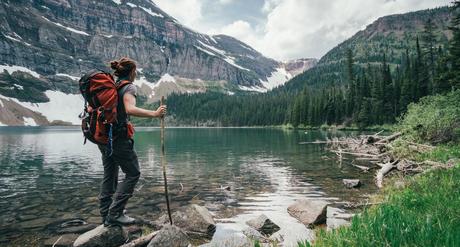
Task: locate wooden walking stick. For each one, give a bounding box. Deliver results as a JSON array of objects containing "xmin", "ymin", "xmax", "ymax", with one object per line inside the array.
[{"xmin": 160, "ymin": 96, "xmax": 173, "ymax": 225}]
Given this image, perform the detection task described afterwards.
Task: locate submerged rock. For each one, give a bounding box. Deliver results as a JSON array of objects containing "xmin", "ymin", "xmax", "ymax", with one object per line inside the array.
[
  {"xmin": 342, "ymin": 179, "xmax": 361, "ymax": 189},
  {"xmin": 287, "ymin": 199, "xmax": 329, "ymax": 227},
  {"xmin": 155, "ymin": 204, "xmax": 216, "ymax": 238},
  {"xmin": 245, "ymin": 214, "xmax": 280, "ymax": 236},
  {"xmin": 147, "ymin": 225, "xmax": 189, "ymax": 247},
  {"xmin": 73, "ymin": 225, "xmax": 127, "ymax": 247}
]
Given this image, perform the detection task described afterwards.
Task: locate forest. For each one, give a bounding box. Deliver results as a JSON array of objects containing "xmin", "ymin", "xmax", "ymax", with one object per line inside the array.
[{"xmin": 140, "ymin": 4, "xmax": 460, "ymax": 129}]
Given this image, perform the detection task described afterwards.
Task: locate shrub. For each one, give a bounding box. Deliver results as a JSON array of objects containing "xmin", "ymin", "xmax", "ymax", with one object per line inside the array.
[{"xmin": 397, "ymin": 90, "xmax": 460, "ymax": 144}]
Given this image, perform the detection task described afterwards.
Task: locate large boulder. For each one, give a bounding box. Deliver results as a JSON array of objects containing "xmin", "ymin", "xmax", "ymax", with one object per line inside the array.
[
  {"xmin": 245, "ymin": 214, "xmax": 280, "ymax": 236},
  {"xmin": 73, "ymin": 225, "xmax": 128, "ymax": 247},
  {"xmin": 342, "ymin": 179, "xmax": 361, "ymax": 189},
  {"xmin": 156, "ymin": 204, "xmax": 216, "ymax": 238},
  {"xmin": 287, "ymin": 200, "xmax": 329, "ymax": 227},
  {"xmin": 147, "ymin": 225, "xmax": 189, "ymax": 247}
]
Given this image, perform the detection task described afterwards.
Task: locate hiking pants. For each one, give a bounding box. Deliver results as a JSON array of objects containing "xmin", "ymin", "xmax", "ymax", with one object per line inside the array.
[{"xmin": 98, "ymin": 137, "xmax": 140, "ymax": 217}]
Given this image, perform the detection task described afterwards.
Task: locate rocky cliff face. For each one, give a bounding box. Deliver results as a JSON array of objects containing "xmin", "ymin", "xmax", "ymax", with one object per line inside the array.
[
  {"xmin": 283, "ymin": 58, "xmax": 318, "ymax": 77},
  {"xmin": 0, "ymin": 0, "xmax": 289, "ymax": 126}
]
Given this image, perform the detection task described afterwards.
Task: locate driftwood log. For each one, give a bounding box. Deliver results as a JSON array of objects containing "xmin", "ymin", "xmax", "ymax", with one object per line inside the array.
[{"xmin": 376, "ymin": 160, "xmax": 399, "ymax": 188}]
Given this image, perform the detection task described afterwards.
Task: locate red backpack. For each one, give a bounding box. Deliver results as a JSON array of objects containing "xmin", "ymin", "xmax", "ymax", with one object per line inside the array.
[{"xmin": 78, "ymin": 70, "xmax": 132, "ymax": 154}]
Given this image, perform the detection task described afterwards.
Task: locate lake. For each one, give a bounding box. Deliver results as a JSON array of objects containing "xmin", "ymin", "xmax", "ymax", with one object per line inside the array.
[{"xmin": 0, "ymin": 127, "xmax": 377, "ymax": 246}]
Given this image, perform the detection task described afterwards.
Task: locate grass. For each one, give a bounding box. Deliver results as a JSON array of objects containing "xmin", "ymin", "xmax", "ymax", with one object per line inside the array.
[{"xmin": 301, "ymin": 163, "xmax": 460, "ymax": 247}]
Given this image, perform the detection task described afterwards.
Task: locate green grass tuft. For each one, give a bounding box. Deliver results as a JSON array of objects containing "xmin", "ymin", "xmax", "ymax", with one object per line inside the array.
[{"xmin": 306, "ymin": 164, "xmax": 460, "ymax": 247}]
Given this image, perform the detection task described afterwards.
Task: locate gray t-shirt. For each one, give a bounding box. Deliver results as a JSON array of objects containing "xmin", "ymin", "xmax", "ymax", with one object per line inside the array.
[{"xmin": 117, "ymin": 82, "xmax": 137, "ymax": 123}]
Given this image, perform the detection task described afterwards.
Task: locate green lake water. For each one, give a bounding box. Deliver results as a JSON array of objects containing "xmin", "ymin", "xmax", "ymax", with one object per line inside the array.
[{"xmin": 0, "ymin": 127, "xmax": 377, "ymax": 246}]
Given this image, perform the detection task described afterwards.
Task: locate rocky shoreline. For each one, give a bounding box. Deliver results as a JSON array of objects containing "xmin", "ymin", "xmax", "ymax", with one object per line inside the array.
[{"xmin": 36, "ymin": 198, "xmax": 356, "ymax": 247}]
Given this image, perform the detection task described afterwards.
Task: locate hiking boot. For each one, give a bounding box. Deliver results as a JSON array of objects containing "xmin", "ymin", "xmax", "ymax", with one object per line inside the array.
[{"xmin": 104, "ymin": 213, "xmax": 136, "ymax": 226}]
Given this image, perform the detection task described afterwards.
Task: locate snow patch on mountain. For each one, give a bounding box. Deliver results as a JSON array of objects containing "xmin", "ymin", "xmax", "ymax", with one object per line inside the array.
[
  {"xmin": 23, "ymin": 117, "xmax": 37, "ymax": 126},
  {"xmin": 0, "ymin": 91, "xmax": 83, "ymax": 125},
  {"xmin": 3, "ymin": 32, "xmax": 31, "ymax": 46},
  {"xmin": 42, "ymin": 16, "xmax": 90, "ymax": 36},
  {"xmin": 134, "ymin": 76, "xmax": 155, "ymax": 89},
  {"xmin": 259, "ymin": 67, "xmax": 292, "ymax": 90},
  {"xmin": 238, "ymin": 85, "xmax": 268, "ymax": 93},
  {"xmin": 0, "ymin": 64, "xmax": 40, "ymax": 78},
  {"xmin": 139, "ymin": 6, "xmax": 164, "ymax": 18},
  {"xmin": 112, "ymin": 0, "xmax": 121, "ymax": 4},
  {"xmin": 56, "ymin": 73, "xmax": 80, "ymax": 81},
  {"xmin": 158, "ymin": 73, "xmax": 176, "ymax": 83},
  {"xmin": 197, "ymin": 41, "xmax": 250, "ymax": 71}
]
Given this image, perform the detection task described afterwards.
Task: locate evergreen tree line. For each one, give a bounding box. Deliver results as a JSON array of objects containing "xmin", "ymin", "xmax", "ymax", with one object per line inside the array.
[{"xmin": 163, "ymin": 3, "xmax": 460, "ymax": 127}]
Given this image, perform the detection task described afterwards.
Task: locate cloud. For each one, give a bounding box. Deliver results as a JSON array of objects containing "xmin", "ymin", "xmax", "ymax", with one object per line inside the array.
[
  {"xmin": 154, "ymin": 0, "xmax": 204, "ymax": 28},
  {"xmin": 218, "ymin": 0, "xmax": 451, "ymax": 60},
  {"xmin": 156, "ymin": 0, "xmax": 452, "ymax": 61}
]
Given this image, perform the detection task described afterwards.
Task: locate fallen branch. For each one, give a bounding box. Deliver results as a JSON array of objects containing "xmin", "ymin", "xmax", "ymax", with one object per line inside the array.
[
  {"xmin": 375, "ymin": 132, "xmax": 402, "ymax": 145},
  {"xmin": 352, "ymin": 164, "xmax": 370, "ymax": 172},
  {"xmin": 120, "ymin": 231, "xmax": 159, "ymax": 247},
  {"xmin": 376, "ymin": 160, "xmax": 399, "ymax": 188}
]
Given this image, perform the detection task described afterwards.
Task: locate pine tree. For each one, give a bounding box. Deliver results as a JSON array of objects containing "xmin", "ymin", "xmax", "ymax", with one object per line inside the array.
[
  {"xmin": 449, "ymin": 1, "xmax": 460, "ymax": 89},
  {"xmin": 422, "ymin": 18, "xmax": 436, "ymax": 93}
]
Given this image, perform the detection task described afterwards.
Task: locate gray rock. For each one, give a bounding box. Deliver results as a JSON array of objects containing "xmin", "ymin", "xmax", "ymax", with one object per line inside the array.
[
  {"xmin": 287, "ymin": 199, "xmax": 329, "ymax": 227},
  {"xmin": 242, "ymin": 227, "xmax": 267, "ymax": 242},
  {"xmin": 44, "ymin": 234, "xmax": 79, "ymax": 247},
  {"xmin": 147, "ymin": 225, "xmax": 189, "ymax": 247},
  {"xmin": 245, "ymin": 214, "xmax": 280, "ymax": 236},
  {"xmin": 198, "ymin": 233, "xmax": 252, "ymax": 247},
  {"xmin": 73, "ymin": 225, "xmax": 128, "ymax": 247},
  {"xmin": 326, "ymin": 218, "xmax": 351, "ymax": 231},
  {"xmin": 156, "ymin": 204, "xmax": 216, "ymax": 238},
  {"xmin": 326, "ymin": 207, "xmax": 354, "ymax": 231},
  {"xmin": 326, "ymin": 207, "xmax": 354, "ymax": 220},
  {"xmin": 342, "ymin": 179, "xmax": 361, "ymax": 189}
]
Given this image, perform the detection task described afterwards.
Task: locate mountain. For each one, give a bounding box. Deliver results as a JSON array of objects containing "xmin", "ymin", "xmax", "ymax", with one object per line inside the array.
[
  {"xmin": 160, "ymin": 6, "xmax": 455, "ymax": 127},
  {"xmin": 0, "ymin": 0, "xmax": 295, "ymax": 126},
  {"xmin": 283, "ymin": 58, "xmax": 318, "ymax": 77},
  {"xmin": 283, "ymin": 6, "xmax": 452, "ymax": 91}
]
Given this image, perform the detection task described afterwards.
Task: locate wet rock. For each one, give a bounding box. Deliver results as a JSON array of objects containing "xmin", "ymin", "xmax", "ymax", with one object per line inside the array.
[
  {"xmin": 73, "ymin": 225, "xmax": 128, "ymax": 247},
  {"xmin": 326, "ymin": 207, "xmax": 354, "ymax": 231},
  {"xmin": 342, "ymin": 179, "xmax": 361, "ymax": 189},
  {"xmin": 287, "ymin": 199, "xmax": 329, "ymax": 227},
  {"xmin": 156, "ymin": 204, "xmax": 216, "ymax": 238},
  {"xmin": 44, "ymin": 234, "xmax": 79, "ymax": 247},
  {"xmin": 198, "ymin": 233, "xmax": 252, "ymax": 247},
  {"xmin": 245, "ymin": 214, "xmax": 280, "ymax": 236},
  {"xmin": 242, "ymin": 227, "xmax": 267, "ymax": 242},
  {"xmin": 147, "ymin": 225, "xmax": 189, "ymax": 247}
]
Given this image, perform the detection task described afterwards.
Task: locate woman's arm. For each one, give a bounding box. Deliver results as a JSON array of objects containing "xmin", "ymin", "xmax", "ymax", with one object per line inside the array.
[{"xmin": 123, "ymin": 93, "xmax": 166, "ymax": 118}]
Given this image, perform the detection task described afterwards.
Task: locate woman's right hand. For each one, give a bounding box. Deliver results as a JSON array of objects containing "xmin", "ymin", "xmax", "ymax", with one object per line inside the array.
[{"xmin": 155, "ymin": 105, "xmax": 167, "ymax": 118}]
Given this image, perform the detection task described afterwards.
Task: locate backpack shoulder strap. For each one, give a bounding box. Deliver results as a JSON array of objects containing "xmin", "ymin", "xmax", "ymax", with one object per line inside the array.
[{"xmin": 116, "ymin": 80, "xmax": 132, "ymax": 90}]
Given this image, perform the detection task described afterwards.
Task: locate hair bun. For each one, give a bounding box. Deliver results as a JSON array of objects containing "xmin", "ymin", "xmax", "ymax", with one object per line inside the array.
[{"xmin": 110, "ymin": 60, "xmax": 120, "ymax": 70}]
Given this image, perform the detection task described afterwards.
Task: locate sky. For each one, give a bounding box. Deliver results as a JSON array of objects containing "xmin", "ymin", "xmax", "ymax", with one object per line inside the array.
[{"xmin": 154, "ymin": 0, "xmax": 452, "ymax": 61}]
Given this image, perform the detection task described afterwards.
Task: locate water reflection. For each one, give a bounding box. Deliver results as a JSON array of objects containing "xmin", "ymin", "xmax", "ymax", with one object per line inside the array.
[{"xmin": 0, "ymin": 127, "xmax": 376, "ymax": 246}]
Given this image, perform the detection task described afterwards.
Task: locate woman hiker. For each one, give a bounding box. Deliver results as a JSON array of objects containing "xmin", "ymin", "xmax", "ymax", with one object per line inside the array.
[{"xmin": 99, "ymin": 57, "xmax": 167, "ymax": 226}]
